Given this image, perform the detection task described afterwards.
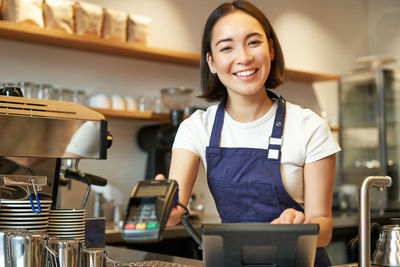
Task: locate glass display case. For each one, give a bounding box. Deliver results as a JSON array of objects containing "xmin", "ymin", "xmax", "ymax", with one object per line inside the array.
[{"xmin": 339, "ymin": 68, "xmax": 400, "ymax": 209}]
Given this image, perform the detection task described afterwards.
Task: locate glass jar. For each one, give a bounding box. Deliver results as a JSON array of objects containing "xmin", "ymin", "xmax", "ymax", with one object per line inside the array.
[
  {"xmin": 73, "ymin": 90, "xmax": 87, "ymax": 105},
  {"xmin": 153, "ymin": 96, "xmax": 163, "ymax": 113},
  {"xmin": 138, "ymin": 96, "xmax": 148, "ymax": 112},
  {"xmin": 60, "ymin": 88, "xmax": 74, "ymax": 102},
  {"xmin": 37, "ymin": 83, "xmax": 56, "ymax": 100},
  {"xmin": 18, "ymin": 81, "xmax": 38, "ymax": 98},
  {"xmin": 2, "ymin": 82, "xmax": 17, "ymax": 87}
]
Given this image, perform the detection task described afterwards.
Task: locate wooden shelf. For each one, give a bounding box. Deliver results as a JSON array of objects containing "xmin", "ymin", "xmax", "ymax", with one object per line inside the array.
[
  {"xmin": 286, "ymin": 69, "xmax": 339, "ymax": 83},
  {"xmin": 92, "ymin": 108, "xmax": 340, "ymax": 133},
  {"xmin": 0, "ymin": 20, "xmax": 200, "ymax": 67},
  {"xmin": 0, "ymin": 21, "xmax": 339, "ymax": 81},
  {"xmin": 90, "ymin": 108, "xmax": 170, "ymax": 122}
]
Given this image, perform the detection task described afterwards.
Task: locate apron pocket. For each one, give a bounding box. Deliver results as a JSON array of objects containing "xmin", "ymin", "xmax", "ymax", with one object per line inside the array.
[{"xmin": 209, "ymin": 181, "xmax": 282, "ymax": 223}]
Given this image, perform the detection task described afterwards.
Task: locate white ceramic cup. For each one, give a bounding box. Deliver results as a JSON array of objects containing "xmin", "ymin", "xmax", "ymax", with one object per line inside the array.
[
  {"xmin": 111, "ymin": 94, "xmax": 126, "ymax": 110},
  {"xmin": 88, "ymin": 94, "xmax": 111, "ymax": 109},
  {"xmin": 124, "ymin": 96, "xmax": 138, "ymax": 111}
]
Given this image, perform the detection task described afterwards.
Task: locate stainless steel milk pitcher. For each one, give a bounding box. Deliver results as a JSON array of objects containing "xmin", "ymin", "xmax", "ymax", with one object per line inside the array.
[
  {"xmin": 6, "ymin": 232, "xmax": 56, "ymax": 267},
  {"xmin": 81, "ymin": 248, "xmax": 116, "ymax": 267},
  {"xmin": 46, "ymin": 238, "xmax": 83, "ymax": 267},
  {"xmin": 0, "ymin": 230, "xmax": 25, "ymax": 267}
]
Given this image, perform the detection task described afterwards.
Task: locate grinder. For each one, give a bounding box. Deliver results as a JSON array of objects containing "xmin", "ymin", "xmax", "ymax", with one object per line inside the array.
[{"xmin": 137, "ymin": 87, "xmax": 194, "ymax": 179}]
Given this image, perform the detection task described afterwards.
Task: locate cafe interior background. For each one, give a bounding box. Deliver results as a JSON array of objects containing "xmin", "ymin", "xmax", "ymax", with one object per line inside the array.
[{"xmin": 1, "ymin": 0, "xmax": 400, "ymax": 264}]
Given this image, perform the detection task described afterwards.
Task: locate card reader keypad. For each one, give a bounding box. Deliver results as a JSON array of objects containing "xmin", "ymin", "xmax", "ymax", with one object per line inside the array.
[
  {"xmin": 122, "ymin": 181, "xmax": 179, "ymax": 242},
  {"xmin": 125, "ymin": 203, "xmax": 158, "ymax": 230}
]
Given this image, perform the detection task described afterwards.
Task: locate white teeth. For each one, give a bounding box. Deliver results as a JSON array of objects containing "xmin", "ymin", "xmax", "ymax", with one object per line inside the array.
[{"xmin": 236, "ymin": 69, "xmax": 256, "ymax": 77}]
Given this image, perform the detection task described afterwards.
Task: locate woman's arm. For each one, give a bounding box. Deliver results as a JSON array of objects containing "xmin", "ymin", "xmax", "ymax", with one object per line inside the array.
[
  {"xmin": 303, "ymin": 154, "xmax": 336, "ymax": 247},
  {"xmin": 271, "ymin": 154, "xmax": 336, "ymax": 247},
  {"xmin": 157, "ymin": 148, "xmax": 200, "ymax": 226}
]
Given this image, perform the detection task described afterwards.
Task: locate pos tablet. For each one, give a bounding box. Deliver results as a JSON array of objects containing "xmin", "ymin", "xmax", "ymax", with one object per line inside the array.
[{"xmin": 201, "ymin": 223, "xmax": 319, "ymax": 267}]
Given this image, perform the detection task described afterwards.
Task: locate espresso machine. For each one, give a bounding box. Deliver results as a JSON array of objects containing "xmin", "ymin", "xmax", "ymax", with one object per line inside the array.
[
  {"xmin": 0, "ymin": 92, "xmax": 112, "ymax": 206},
  {"xmin": 0, "ymin": 88, "xmax": 113, "ymax": 266}
]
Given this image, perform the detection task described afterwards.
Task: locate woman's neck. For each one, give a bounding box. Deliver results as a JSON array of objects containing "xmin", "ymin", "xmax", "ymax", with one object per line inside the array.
[{"xmin": 225, "ymin": 90, "xmax": 274, "ymax": 123}]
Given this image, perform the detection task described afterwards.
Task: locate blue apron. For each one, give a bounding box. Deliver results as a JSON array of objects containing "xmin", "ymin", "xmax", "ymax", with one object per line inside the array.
[{"xmin": 205, "ymin": 91, "xmax": 331, "ymax": 267}]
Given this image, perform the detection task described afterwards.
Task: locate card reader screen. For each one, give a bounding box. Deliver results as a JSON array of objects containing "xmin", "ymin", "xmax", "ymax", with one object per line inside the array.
[{"xmin": 135, "ymin": 184, "xmax": 167, "ymax": 197}]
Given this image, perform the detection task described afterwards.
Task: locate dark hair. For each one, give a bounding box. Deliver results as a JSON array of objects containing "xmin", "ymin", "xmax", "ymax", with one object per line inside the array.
[{"xmin": 200, "ymin": 0, "xmax": 286, "ymax": 102}]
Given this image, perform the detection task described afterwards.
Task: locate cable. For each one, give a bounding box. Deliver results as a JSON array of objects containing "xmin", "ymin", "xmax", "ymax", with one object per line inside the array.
[{"xmin": 178, "ymin": 202, "xmax": 203, "ymax": 250}]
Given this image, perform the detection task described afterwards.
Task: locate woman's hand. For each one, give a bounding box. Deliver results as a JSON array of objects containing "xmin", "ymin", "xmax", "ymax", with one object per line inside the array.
[
  {"xmin": 154, "ymin": 173, "xmax": 185, "ymax": 226},
  {"xmin": 270, "ymin": 208, "xmax": 311, "ymax": 224},
  {"xmin": 165, "ymin": 205, "xmax": 186, "ymax": 226},
  {"xmin": 154, "ymin": 149, "xmax": 200, "ymax": 226}
]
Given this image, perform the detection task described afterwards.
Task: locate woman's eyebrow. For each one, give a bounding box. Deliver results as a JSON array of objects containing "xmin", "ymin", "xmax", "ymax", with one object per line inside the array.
[
  {"xmin": 246, "ymin": 32, "xmax": 263, "ymax": 39},
  {"xmin": 215, "ymin": 38, "xmax": 233, "ymax": 47},
  {"xmin": 214, "ymin": 32, "xmax": 264, "ymax": 47}
]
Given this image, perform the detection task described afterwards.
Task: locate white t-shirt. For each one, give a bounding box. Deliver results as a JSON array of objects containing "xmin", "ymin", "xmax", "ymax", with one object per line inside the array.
[{"xmin": 172, "ymin": 100, "xmax": 341, "ymax": 206}]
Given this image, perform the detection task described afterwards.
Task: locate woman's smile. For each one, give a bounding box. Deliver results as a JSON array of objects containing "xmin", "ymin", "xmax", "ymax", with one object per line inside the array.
[{"xmin": 234, "ymin": 68, "xmax": 258, "ymax": 80}]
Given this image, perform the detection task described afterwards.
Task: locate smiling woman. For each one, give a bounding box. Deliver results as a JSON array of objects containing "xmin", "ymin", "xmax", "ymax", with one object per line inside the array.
[
  {"xmin": 207, "ymin": 12, "xmax": 272, "ymax": 100},
  {"xmin": 154, "ymin": 1, "xmax": 341, "ymax": 267},
  {"xmin": 200, "ymin": 1, "xmax": 285, "ymax": 102}
]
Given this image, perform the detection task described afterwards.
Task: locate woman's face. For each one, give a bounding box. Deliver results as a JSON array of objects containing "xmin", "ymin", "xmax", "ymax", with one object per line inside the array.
[{"xmin": 207, "ymin": 11, "xmax": 274, "ymax": 98}]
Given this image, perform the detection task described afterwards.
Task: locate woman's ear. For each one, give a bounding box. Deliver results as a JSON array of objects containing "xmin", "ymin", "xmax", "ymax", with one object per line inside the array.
[
  {"xmin": 268, "ymin": 39, "xmax": 275, "ymax": 61},
  {"xmin": 206, "ymin": 52, "xmax": 217, "ymax": 74}
]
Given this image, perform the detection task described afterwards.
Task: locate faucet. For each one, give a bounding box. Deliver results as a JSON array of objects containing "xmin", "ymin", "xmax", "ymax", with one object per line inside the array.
[{"xmin": 359, "ymin": 176, "xmax": 392, "ymax": 267}]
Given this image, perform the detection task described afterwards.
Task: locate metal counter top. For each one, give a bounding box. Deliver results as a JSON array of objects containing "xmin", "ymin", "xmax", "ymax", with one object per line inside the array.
[
  {"xmin": 106, "ymin": 245, "xmax": 358, "ymax": 267},
  {"xmin": 106, "ymin": 245, "xmax": 203, "ymax": 266}
]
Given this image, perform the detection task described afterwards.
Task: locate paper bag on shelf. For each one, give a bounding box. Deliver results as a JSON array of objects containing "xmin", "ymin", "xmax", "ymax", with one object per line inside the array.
[
  {"xmin": 74, "ymin": 1, "xmax": 103, "ymax": 37},
  {"xmin": 1, "ymin": 0, "xmax": 44, "ymax": 27},
  {"xmin": 102, "ymin": 8, "xmax": 127, "ymax": 42},
  {"xmin": 127, "ymin": 14, "xmax": 151, "ymax": 45},
  {"xmin": 43, "ymin": 0, "xmax": 74, "ymax": 34}
]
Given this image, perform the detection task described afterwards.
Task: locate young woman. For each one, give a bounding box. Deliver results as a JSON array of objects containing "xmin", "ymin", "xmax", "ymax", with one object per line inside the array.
[{"xmin": 156, "ymin": 1, "xmax": 341, "ymax": 266}]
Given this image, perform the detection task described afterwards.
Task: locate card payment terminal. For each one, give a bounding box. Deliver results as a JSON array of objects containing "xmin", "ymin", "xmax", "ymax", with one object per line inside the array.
[{"xmin": 122, "ymin": 179, "xmax": 179, "ymax": 242}]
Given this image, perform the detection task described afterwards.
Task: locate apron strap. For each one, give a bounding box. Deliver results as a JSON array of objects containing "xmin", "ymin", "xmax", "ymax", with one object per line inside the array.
[
  {"xmin": 209, "ymin": 99, "xmax": 226, "ymax": 147},
  {"xmin": 267, "ymin": 94, "xmax": 286, "ymax": 160},
  {"xmin": 209, "ymin": 91, "xmax": 286, "ymax": 152}
]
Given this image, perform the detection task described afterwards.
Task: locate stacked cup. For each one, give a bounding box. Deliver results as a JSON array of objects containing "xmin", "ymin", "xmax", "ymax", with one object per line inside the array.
[{"xmin": 48, "ymin": 209, "xmax": 85, "ymax": 240}]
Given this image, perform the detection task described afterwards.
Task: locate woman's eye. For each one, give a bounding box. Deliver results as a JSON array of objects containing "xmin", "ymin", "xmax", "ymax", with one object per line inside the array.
[
  {"xmin": 219, "ymin": 46, "xmax": 232, "ymax": 52},
  {"xmin": 248, "ymin": 40, "xmax": 262, "ymax": 46}
]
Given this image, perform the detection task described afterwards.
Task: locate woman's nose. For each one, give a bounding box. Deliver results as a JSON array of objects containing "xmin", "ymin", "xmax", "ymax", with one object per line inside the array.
[{"xmin": 236, "ymin": 47, "xmax": 253, "ymax": 64}]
